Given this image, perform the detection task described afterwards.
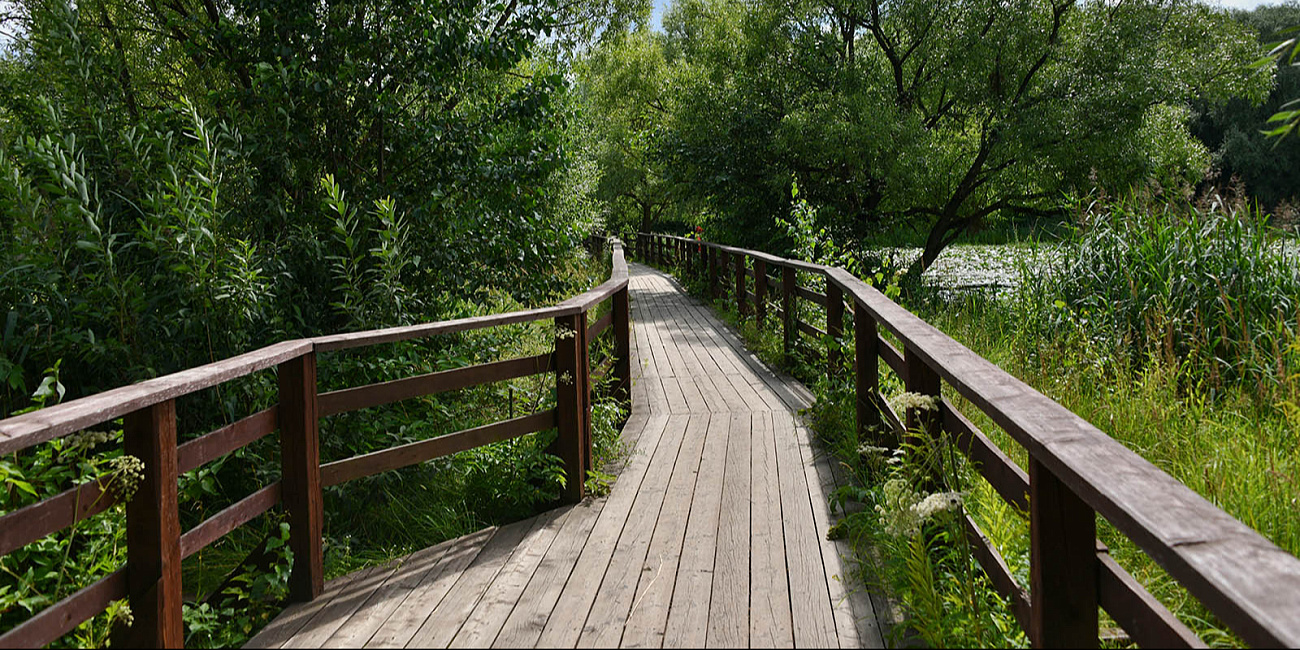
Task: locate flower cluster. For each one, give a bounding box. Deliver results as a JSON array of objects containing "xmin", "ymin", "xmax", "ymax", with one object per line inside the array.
[
  {"xmin": 554, "ymin": 324, "xmax": 577, "ymax": 340},
  {"xmin": 913, "ymin": 491, "xmax": 963, "ymax": 519},
  {"xmin": 876, "ymin": 479, "xmax": 965, "ymax": 539},
  {"xmin": 891, "ymin": 391, "xmax": 940, "ymax": 413},
  {"xmin": 112, "ymin": 602, "xmax": 134, "ymax": 628},
  {"xmin": 857, "ymin": 443, "xmax": 891, "ymax": 456},
  {"xmin": 108, "ymin": 455, "xmax": 145, "ymax": 503},
  {"xmin": 876, "ymin": 478, "xmax": 922, "ymax": 537},
  {"xmin": 63, "ymin": 430, "xmax": 114, "ymax": 456}
]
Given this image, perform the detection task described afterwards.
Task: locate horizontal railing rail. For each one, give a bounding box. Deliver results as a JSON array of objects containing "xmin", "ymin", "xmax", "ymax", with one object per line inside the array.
[
  {"xmin": 635, "ymin": 231, "xmax": 1300, "ymax": 649},
  {"xmin": 0, "ymin": 238, "xmax": 629, "ymax": 648}
]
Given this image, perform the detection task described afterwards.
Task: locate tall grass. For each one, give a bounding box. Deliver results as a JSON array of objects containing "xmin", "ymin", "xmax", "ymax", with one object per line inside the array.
[{"xmin": 1031, "ymin": 187, "xmax": 1300, "ymax": 397}]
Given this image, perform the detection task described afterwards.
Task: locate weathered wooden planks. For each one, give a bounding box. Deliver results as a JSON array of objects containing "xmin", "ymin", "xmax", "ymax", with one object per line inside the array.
[
  {"xmin": 259, "ymin": 261, "xmax": 883, "ymax": 650},
  {"xmin": 620, "ymin": 413, "xmax": 711, "ymax": 648}
]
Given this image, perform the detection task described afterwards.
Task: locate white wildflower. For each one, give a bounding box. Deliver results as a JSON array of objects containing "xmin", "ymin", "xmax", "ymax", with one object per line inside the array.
[
  {"xmin": 857, "ymin": 444, "xmax": 891, "ymax": 456},
  {"xmin": 890, "ymin": 392, "xmax": 940, "ymax": 413},
  {"xmin": 875, "ymin": 478, "xmax": 922, "ymax": 538},
  {"xmin": 554, "ymin": 324, "xmax": 577, "ymax": 340},
  {"xmin": 63, "ymin": 430, "xmax": 114, "ymax": 456},
  {"xmin": 912, "ymin": 491, "xmax": 963, "ymax": 520},
  {"xmin": 113, "ymin": 602, "xmax": 134, "ymax": 627},
  {"xmin": 108, "ymin": 455, "xmax": 145, "ymax": 503},
  {"xmin": 558, "ymin": 371, "xmax": 574, "ymax": 386}
]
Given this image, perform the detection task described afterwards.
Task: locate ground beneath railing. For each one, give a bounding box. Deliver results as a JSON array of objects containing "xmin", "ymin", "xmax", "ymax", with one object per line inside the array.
[{"xmin": 246, "ymin": 263, "xmax": 889, "ymax": 649}]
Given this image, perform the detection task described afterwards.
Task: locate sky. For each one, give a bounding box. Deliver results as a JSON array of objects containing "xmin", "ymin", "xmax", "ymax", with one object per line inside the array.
[{"xmin": 649, "ymin": 0, "xmax": 1288, "ymax": 31}]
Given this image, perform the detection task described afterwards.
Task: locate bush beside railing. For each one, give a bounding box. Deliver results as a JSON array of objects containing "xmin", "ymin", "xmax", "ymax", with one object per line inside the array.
[{"xmin": 0, "ymin": 239, "xmax": 629, "ymax": 648}]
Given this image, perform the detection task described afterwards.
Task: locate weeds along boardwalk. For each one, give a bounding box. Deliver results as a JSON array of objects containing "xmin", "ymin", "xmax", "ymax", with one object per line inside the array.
[{"xmin": 246, "ymin": 262, "xmax": 887, "ymax": 649}]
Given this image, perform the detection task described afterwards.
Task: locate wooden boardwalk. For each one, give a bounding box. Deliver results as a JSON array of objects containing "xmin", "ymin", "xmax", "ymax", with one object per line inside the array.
[{"xmin": 247, "ymin": 262, "xmax": 887, "ymax": 649}]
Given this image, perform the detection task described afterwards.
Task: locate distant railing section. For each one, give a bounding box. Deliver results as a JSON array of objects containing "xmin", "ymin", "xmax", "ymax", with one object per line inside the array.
[
  {"xmin": 634, "ymin": 232, "xmax": 1300, "ymax": 649},
  {"xmin": 0, "ymin": 238, "xmax": 630, "ymax": 648}
]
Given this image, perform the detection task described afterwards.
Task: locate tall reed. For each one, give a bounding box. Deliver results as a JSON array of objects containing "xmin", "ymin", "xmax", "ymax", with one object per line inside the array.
[{"xmin": 1031, "ymin": 187, "xmax": 1300, "ymax": 399}]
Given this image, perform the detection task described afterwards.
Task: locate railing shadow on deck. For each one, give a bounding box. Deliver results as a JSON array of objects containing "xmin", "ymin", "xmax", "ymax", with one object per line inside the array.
[
  {"xmin": 0, "ymin": 238, "xmax": 629, "ymax": 648},
  {"xmin": 634, "ymin": 231, "xmax": 1300, "ymax": 649}
]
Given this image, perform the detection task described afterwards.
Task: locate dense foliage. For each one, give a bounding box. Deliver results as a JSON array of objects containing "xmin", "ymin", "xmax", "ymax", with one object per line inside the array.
[
  {"xmin": 0, "ymin": 0, "xmax": 639, "ymax": 413},
  {"xmin": 578, "ymin": 0, "xmax": 1273, "ymax": 273},
  {"xmin": 1192, "ymin": 3, "xmax": 1300, "ymax": 213},
  {"xmin": 0, "ymin": 0, "xmax": 637, "ymax": 644}
]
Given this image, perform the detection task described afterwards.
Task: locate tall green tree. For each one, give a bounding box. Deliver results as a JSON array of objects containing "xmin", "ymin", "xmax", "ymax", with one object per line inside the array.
[
  {"xmin": 1194, "ymin": 2, "xmax": 1300, "ymax": 212},
  {"xmin": 577, "ymin": 29, "xmax": 680, "ymax": 234},
  {"xmin": 620, "ymin": 0, "xmax": 1270, "ymax": 271}
]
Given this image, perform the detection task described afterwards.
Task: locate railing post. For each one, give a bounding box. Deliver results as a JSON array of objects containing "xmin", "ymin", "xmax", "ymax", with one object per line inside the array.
[
  {"xmin": 554, "ymin": 312, "xmax": 589, "ymax": 504},
  {"xmin": 280, "ymin": 352, "xmax": 324, "ymax": 603},
  {"xmin": 734, "ymin": 252, "xmax": 748, "ymax": 316},
  {"xmin": 904, "ymin": 346, "xmax": 942, "ymax": 484},
  {"xmin": 782, "ymin": 264, "xmax": 796, "ymax": 364},
  {"xmin": 118, "ymin": 399, "xmax": 183, "ymax": 648},
  {"xmin": 754, "ymin": 259, "xmax": 768, "ymax": 327},
  {"xmin": 613, "ymin": 285, "xmax": 631, "ymax": 403},
  {"xmin": 708, "ymin": 246, "xmax": 719, "ymax": 300},
  {"xmin": 854, "ymin": 300, "xmax": 884, "ymax": 444},
  {"xmin": 698, "ymin": 240, "xmax": 707, "ymax": 282},
  {"xmin": 1030, "ymin": 459, "xmax": 1098, "ymax": 648},
  {"xmin": 827, "ymin": 280, "xmax": 844, "ymax": 377}
]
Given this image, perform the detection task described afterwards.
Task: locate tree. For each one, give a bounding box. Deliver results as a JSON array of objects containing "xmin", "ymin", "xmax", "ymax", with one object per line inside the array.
[
  {"xmin": 642, "ymin": 0, "xmax": 1270, "ymax": 272},
  {"xmin": 1190, "ymin": 3, "xmax": 1300, "ymax": 210},
  {"xmin": 577, "ymin": 29, "xmax": 680, "ymax": 234},
  {"xmin": 0, "ymin": 0, "xmax": 633, "ymax": 409}
]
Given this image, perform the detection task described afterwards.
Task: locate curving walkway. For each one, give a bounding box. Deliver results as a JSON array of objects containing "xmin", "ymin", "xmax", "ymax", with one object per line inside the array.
[{"xmin": 247, "ymin": 262, "xmax": 887, "ymax": 649}]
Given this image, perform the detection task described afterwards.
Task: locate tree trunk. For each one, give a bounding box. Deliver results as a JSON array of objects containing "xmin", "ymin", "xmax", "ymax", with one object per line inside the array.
[{"xmin": 640, "ymin": 200, "xmax": 652, "ymax": 233}]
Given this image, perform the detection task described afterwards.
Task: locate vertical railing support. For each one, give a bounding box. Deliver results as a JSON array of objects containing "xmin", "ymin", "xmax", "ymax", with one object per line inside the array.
[
  {"xmin": 754, "ymin": 259, "xmax": 768, "ymax": 326},
  {"xmin": 280, "ymin": 351, "xmax": 324, "ymax": 603},
  {"xmin": 782, "ymin": 265, "xmax": 796, "ymax": 364},
  {"xmin": 614, "ymin": 285, "xmax": 631, "ymax": 403},
  {"xmin": 119, "ymin": 399, "xmax": 183, "ymax": 648},
  {"xmin": 854, "ymin": 300, "xmax": 884, "ymax": 444},
  {"xmin": 708, "ymin": 246, "xmax": 719, "ymax": 300},
  {"xmin": 735, "ymin": 252, "xmax": 748, "ymax": 316},
  {"xmin": 904, "ymin": 346, "xmax": 942, "ymax": 485},
  {"xmin": 827, "ymin": 280, "xmax": 844, "ymax": 377},
  {"xmin": 554, "ymin": 312, "xmax": 589, "ymax": 504},
  {"xmin": 1030, "ymin": 460, "xmax": 1099, "ymax": 648},
  {"xmin": 699, "ymin": 240, "xmax": 707, "ymax": 282}
]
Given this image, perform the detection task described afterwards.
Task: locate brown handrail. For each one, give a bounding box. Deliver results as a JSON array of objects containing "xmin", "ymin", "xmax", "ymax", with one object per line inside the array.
[
  {"xmin": 635, "ymin": 231, "xmax": 1300, "ymax": 649},
  {"xmin": 0, "ymin": 238, "xmax": 629, "ymax": 648}
]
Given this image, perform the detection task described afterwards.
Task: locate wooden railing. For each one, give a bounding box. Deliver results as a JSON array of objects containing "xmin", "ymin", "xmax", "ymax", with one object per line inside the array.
[
  {"xmin": 0, "ymin": 239, "xmax": 629, "ymax": 648},
  {"xmin": 634, "ymin": 232, "xmax": 1300, "ymax": 649}
]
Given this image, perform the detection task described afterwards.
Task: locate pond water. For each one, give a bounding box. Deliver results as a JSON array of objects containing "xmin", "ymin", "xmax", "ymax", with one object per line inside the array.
[{"xmin": 872, "ymin": 243, "xmax": 1060, "ymax": 292}]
